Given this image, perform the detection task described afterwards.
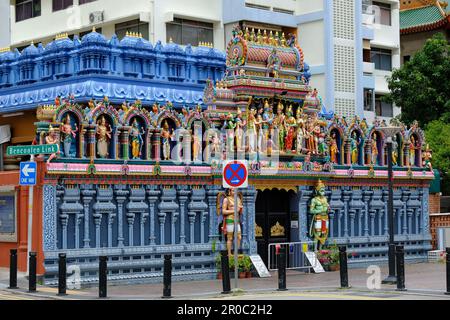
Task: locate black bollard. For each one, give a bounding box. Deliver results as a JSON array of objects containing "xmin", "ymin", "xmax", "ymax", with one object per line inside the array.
[
  {"xmin": 220, "ymin": 251, "xmax": 231, "ymax": 294},
  {"xmin": 28, "ymin": 252, "xmax": 37, "ymax": 292},
  {"xmin": 9, "ymin": 249, "xmax": 18, "ymax": 289},
  {"xmin": 162, "ymin": 254, "xmax": 172, "ymax": 298},
  {"xmin": 395, "ymin": 245, "xmax": 406, "ymax": 291},
  {"xmin": 98, "ymin": 256, "xmax": 107, "ymax": 298},
  {"xmin": 339, "ymin": 246, "xmax": 349, "ymax": 288},
  {"xmin": 277, "ymin": 249, "xmax": 287, "ymax": 291},
  {"xmin": 446, "ymin": 248, "xmax": 450, "ymax": 295},
  {"xmin": 58, "ymin": 253, "xmax": 67, "ymax": 296}
]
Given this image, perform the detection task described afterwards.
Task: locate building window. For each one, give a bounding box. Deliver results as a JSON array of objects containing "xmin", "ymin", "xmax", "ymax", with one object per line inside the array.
[
  {"xmin": 373, "ymin": 1, "xmax": 391, "ymax": 26},
  {"xmin": 364, "ymin": 89, "xmax": 374, "ymax": 111},
  {"xmin": 16, "ymin": 0, "xmax": 41, "ymax": 22},
  {"xmin": 375, "ymin": 95, "xmax": 393, "ymax": 117},
  {"xmin": 115, "ymin": 19, "xmax": 149, "ymax": 40},
  {"xmin": 166, "ymin": 18, "xmax": 214, "ymax": 46},
  {"xmin": 79, "ymin": 0, "xmax": 96, "ymax": 4},
  {"xmin": 371, "ymin": 48, "xmax": 392, "ymax": 71},
  {"xmin": 52, "ymin": 0, "xmax": 73, "ymax": 12}
]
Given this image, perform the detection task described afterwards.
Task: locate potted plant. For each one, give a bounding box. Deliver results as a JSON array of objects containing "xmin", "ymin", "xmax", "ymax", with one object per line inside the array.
[
  {"xmin": 316, "ymin": 242, "xmax": 340, "ymax": 271},
  {"xmin": 243, "ymin": 255, "xmax": 253, "ymax": 278},
  {"xmin": 238, "ymin": 255, "xmax": 246, "ymax": 279}
]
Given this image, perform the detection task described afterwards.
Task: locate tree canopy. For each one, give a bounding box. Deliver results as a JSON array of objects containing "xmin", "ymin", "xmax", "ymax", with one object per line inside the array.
[
  {"xmin": 385, "ymin": 33, "xmax": 450, "ymax": 127},
  {"xmin": 425, "ymin": 120, "xmax": 450, "ymax": 194}
]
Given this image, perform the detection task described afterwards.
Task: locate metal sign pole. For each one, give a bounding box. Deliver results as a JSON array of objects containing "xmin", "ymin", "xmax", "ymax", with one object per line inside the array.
[
  {"xmin": 26, "ymin": 155, "xmax": 35, "ymax": 276},
  {"xmin": 234, "ymin": 188, "xmax": 238, "ymax": 290}
]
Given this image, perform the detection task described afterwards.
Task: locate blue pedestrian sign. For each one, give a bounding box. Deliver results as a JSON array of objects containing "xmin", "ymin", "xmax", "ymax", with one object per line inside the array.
[{"xmin": 19, "ymin": 162, "xmax": 37, "ymax": 186}]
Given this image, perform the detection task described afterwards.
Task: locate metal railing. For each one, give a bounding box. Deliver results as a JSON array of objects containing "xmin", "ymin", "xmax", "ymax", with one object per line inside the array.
[{"xmin": 267, "ymin": 241, "xmax": 317, "ymax": 272}]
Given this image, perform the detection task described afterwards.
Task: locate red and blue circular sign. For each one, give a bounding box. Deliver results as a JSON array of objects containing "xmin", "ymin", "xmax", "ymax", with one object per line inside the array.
[{"xmin": 223, "ymin": 161, "xmax": 248, "ymax": 189}]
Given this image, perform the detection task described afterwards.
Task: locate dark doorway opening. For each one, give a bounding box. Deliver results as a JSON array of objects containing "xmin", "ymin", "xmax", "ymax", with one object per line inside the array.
[{"xmin": 255, "ymin": 189, "xmax": 293, "ymax": 267}]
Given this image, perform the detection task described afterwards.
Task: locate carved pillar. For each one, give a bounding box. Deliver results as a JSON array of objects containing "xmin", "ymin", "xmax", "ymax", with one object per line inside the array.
[
  {"xmin": 421, "ymin": 188, "xmax": 429, "ymax": 235},
  {"xmin": 369, "ymin": 209, "xmax": 376, "ymax": 236},
  {"xmin": 146, "ymin": 185, "xmax": 161, "ymax": 245},
  {"xmin": 342, "ymin": 188, "xmax": 352, "ymax": 238},
  {"xmin": 113, "ymin": 127, "xmax": 120, "ymax": 160},
  {"xmin": 243, "ymin": 187, "xmax": 257, "ymax": 253},
  {"xmin": 120, "ymin": 126, "xmax": 131, "ymax": 160},
  {"xmin": 127, "ymin": 211, "xmax": 135, "ymax": 246},
  {"xmin": 404, "ymin": 141, "xmax": 410, "ymax": 167},
  {"xmin": 60, "ymin": 212, "xmax": 69, "ymax": 250},
  {"xmin": 87, "ymin": 124, "xmax": 96, "ymax": 159},
  {"xmin": 402, "ymin": 189, "xmax": 410, "ymax": 235},
  {"xmin": 183, "ymin": 130, "xmax": 192, "ymax": 164},
  {"xmin": 93, "ymin": 212, "xmax": 102, "ymax": 248},
  {"xmin": 363, "ymin": 188, "xmax": 371, "ymax": 237},
  {"xmin": 107, "ymin": 211, "xmax": 116, "ymax": 247},
  {"xmin": 344, "ymin": 139, "xmax": 351, "ymax": 165},
  {"xmin": 152, "ymin": 129, "xmax": 161, "ymax": 161},
  {"xmin": 146, "ymin": 128, "xmax": 153, "ymax": 160},
  {"xmin": 188, "ymin": 187, "xmax": 207, "ymax": 244},
  {"xmin": 81, "ymin": 186, "xmax": 95, "ymax": 249},
  {"xmin": 80, "ymin": 124, "xmax": 87, "ymax": 158},
  {"xmin": 158, "ymin": 187, "xmax": 178, "ymax": 245},
  {"xmin": 188, "ymin": 211, "xmax": 196, "ymax": 244},
  {"xmin": 92, "ymin": 186, "xmax": 116, "ymax": 248},
  {"xmin": 349, "ymin": 209, "xmax": 356, "ymax": 237},
  {"xmin": 60, "ymin": 186, "xmax": 84, "ymax": 249},
  {"xmin": 177, "ymin": 185, "xmax": 191, "ymax": 245},
  {"xmin": 207, "ymin": 186, "xmax": 220, "ymax": 244},
  {"xmin": 114, "ymin": 185, "xmax": 129, "ymax": 248},
  {"xmin": 298, "ymin": 186, "xmax": 313, "ymax": 242},
  {"xmin": 329, "ymin": 210, "xmax": 335, "ymax": 238}
]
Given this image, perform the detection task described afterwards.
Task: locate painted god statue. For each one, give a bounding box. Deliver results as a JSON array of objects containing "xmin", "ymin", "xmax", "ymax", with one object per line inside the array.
[
  {"xmin": 247, "ymin": 108, "xmax": 257, "ymax": 153},
  {"xmin": 284, "ymin": 105, "xmax": 297, "ymax": 152},
  {"xmin": 96, "ymin": 116, "xmax": 112, "ymax": 159},
  {"xmin": 130, "ymin": 118, "xmax": 144, "ymax": 160},
  {"xmin": 309, "ymin": 179, "xmax": 330, "ymax": 251},
  {"xmin": 330, "ymin": 132, "xmax": 339, "ymax": 164},
  {"xmin": 45, "ymin": 125, "xmax": 60, "ymax": 164},
  {"xmin": 371, "ymin": 133, "xmax": 379, "ymax": 165},
  {"xmin": 235, "ymin": 109, "xmax": 246, "ymax": 152},
  {"xmin": 409, "ymin": 136, "xmax": 416, "ymax": 166},
  {"xmin": 392, "ymin": 136, "xmax": 399, "ymax": 166},
  {"xmin": 60, "ymin": 114, "xmax": 78, "ymax": 158},
  {"xmin": 296, "ymin": 109, "xmax": 305, "ymax": 153},
  {"xmin": 273, "ymin": 102, "xmax": 286, "ymax": 151},
  {"xmin": 221, "ymin": 188, "xmax": 244, "ymax": 257},
  {"xmin": 161, "ymin": 120, "xmax": 173, "ymax": 161},
  {"xmin": 423, "ymin": 144, "xmax": 432, "ymax": 171},
  {"xmin": 350, "ymin": 131, "xmax": 360, "ymax": 165}
]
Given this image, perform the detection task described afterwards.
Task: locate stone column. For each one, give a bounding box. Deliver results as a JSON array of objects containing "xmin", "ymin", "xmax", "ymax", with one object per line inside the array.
[
  {"xmin": 120, "ymin": 126, "xmax": 131, "ymax": 160},
  {"xmin": 344, "ymin": 139, "xmax": 351, "ymax": 165},
  {"xmin": 126, "ymin": 211, "xmax": 135, "ymax": 246},
  {"xmin": 207, "ymin": 186, "xmax": 220, "ymax": 244},
  {"xmin": 146, "ymin": 128, "xmax": 153, "ymax": 160},
  {"xmin": 114, "ymin": 185, "xmax": 129, "ymax": 248},
  {"xmin": 298, "ymin": 186, "xmax": 313, "ymax": 242},
  {"xmin": 177, "ymin": 185, "xmax": 191, "ymax": 245},
  {"xmin": 363, "ymin": 188, "xmax": 371, "ymax": 237},
  {"xmin": 87, "ymin": 124, "xmax": 96, "ymax": 159},
  {"xmin": 183, "ymin": 130, "xmax": 192, "ymax": 164},
  {"xmin": 146, "ymin": 185, "xmax": 161, "ymax": 245},
  {"xmin": 243, "ymin": 187, "xmax": 257, "ymax": 253},
  {"xmin": 80, "ymin": 124, "xmax": 87, "ymax": 158},
  {"xmin": 81, "ymin": 185, "xmax": 95, "ymax": 249},
  {"xmin": 402, "ymin": 189, "xmax": 410, "ymax": 235},
  {"xmin": 60, "ymin": 212, "xmax": 69, "ymax": 250},
  {"xmin": 152, "ymin": 129, "xmax": 161, "ymax": 161},
  {"xmin": 342, "ymin": 188, "xmax": 352, "ymax": 238}
]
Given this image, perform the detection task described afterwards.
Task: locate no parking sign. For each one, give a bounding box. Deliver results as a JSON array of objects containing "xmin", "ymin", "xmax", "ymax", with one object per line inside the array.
[{"xmin": 222, "ymin": 160, "xmax": 248, "ymax": 189}]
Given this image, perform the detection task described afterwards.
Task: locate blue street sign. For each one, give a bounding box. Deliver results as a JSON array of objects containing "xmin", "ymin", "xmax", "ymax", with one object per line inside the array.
[
  {"xmin": 19, "ymin": 162, "xmax": 37, "ymax": 186},
  {"xmin": 223, "ymin": 160, "xmax": 248, "ymax": 189}
]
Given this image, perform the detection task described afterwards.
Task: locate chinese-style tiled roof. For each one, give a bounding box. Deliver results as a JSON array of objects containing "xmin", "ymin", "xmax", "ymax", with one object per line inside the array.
[{"xmin": 400, "ymin": 3, "xmax": 450, "ymax": 34}]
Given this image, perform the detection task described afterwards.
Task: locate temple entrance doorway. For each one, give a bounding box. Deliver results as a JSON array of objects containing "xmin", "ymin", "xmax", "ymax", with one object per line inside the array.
[{"xmin": 255, "ymin": 189, "xmax": 296, "ymax": 267}]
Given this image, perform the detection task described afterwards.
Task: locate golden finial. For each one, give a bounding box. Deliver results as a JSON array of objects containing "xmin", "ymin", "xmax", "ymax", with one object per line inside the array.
[
  {"xmin": 126, "ymin": 31, "xmax": 129, "ymax": 37},
  {"xmin": 30, "ymin": 40, "xmax": 34, "ymax": 46},
  {"xmin": 139, "ymin": 33, "xmax": 142, "ymax": 38},
  {"xmin": 275, "ymin": 31, "xmax": 280, "ymax": 46},
  {"xmin": 0, "ymin": 47, "xmax": 10, "ymax": 53},
  {"xmin": 92, "ymin": 26, "xmax": 96, "ymax": 32},
  {"xmin": 169, "ymin": 37, "xmax": 173, "ymax": 43},
  {"xmin": 281, "ymin": 32, "xmax": 286, "ymax": 47}
]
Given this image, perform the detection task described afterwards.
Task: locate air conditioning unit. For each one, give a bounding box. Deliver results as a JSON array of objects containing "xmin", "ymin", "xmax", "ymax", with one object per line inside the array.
[{"xmin": 89, "ymin": 11, "xmax": 104, "ymax": 24}]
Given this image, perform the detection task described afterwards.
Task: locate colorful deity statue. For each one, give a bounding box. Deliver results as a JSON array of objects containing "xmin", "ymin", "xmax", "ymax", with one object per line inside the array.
[
  {"xmin": 350, "ymin": 131, "xmax": 360, "ymax": 165},
  {"xmin": 235, "ymin": 109, "xmax": 246, "ymax": 152},
  {"xmin": 392, "ymin": 136, "xmax": 399, "ymax": 166},
  {"xmin": 60, "ymin": 114, "xmax": 78, "ymax": 158},
  {"xmin": 423, "ymin": 144, "xmax": 433, "ymax": 171},
  {"xmin": 309, "ymin": 179, "xmax": 330, "ymax": 251},
  {"xmin": 312, "ymin": 123, "xmax": 321, "ymax": 155},
  {"xmin": 330, "ymin": 132, "xmax": 339, "ymax": 164},
  {"xmin": 409, "ymin": 136, "xmax": 416, "ymax": 166},
  {"xmin": 267, "ymin": 48, "xmax": 281, "ymax": 78},
  {"xmin": 45, "ymin": 125, "xmax": 60, "ymax": 164},
  {"xmin": 225, "ymin": 113, "xmax": 237, "ymax": 153},
  {"xmin": 192, "ymin": 133, "xmax": 202, "ymax": 162},
  {"xmin": 221, "ymin": 188, "xmax": 243, "ymax": 257},
  {"xmin": 273, "ymin": 101, "xmax": 286, "ymax": 151},
  {"xmin": 371, "ymin": 133, "xmax": 379, "ymax": 165},
  {"xmin": 318, "ymin": 130, "xmax": 327, "ymax": 156},
  {"xmin": 284, "ymin": 105, "xmax": 297, "ymax": 152},
  {"xmin": 305, "ymin": 116, "xmax": 315, "ymax": 153},
  {"xmin": 96, "ymin": 116, "xmax": 112, "ymax": 159},
  {"xmin": 296, "ymin": 108, "xmax": 305, "ymax": 153},
  {"xmin": 247, "ymin": 108, "xmax": 257, "ymax": 153},
  {"xmin": 130, "ymin": 118, "xmax": 144, "ymax": 160},
  {"xmin": 161, "ymin": 120, "xmax": 173, "ymax": 161}
]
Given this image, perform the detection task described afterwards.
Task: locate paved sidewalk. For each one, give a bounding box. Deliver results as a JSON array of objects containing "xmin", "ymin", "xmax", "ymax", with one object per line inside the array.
[{"xmin": 0, "ymin": 262, "xmax": 449, "ymax": 300}]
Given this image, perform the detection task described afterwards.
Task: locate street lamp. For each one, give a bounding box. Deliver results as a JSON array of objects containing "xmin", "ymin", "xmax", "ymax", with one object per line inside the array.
[{"xmin": 382, "ymin": 135, "xmax": 397, "ymax": 284}]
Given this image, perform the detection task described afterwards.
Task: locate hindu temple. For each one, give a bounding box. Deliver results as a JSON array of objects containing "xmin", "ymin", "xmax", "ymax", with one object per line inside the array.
[{"xmin": 0, "ymin": 26, "xmax": 434, "ymax": 285}]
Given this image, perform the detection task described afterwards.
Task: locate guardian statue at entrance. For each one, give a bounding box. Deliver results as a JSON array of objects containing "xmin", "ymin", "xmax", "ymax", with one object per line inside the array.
[
  {"xmin": 309, "ymin": 179, "xmax": 330, "ymax": 251},
  {"xmin": 218, "ymin": 189, "xmax": 244, "ymax": 257}
]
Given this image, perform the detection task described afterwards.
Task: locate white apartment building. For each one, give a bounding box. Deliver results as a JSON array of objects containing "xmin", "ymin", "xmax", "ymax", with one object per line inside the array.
[
  {"xmin": 3, "ymin": 0, "xmax": 401, "ymax": 121},
  {"xmin": 0, "ymin": 0, "xmax": 11, "ymax": 47}
]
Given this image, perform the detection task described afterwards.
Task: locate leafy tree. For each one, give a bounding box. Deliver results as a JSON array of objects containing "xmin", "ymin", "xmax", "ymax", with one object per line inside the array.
[
  {"xmin": 425, "ymin": 120, "xmax": 450, "ymax": 195},
  {"xmin": 385, "ymin": 33, "xmax": 450, "ymax": 127}
]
